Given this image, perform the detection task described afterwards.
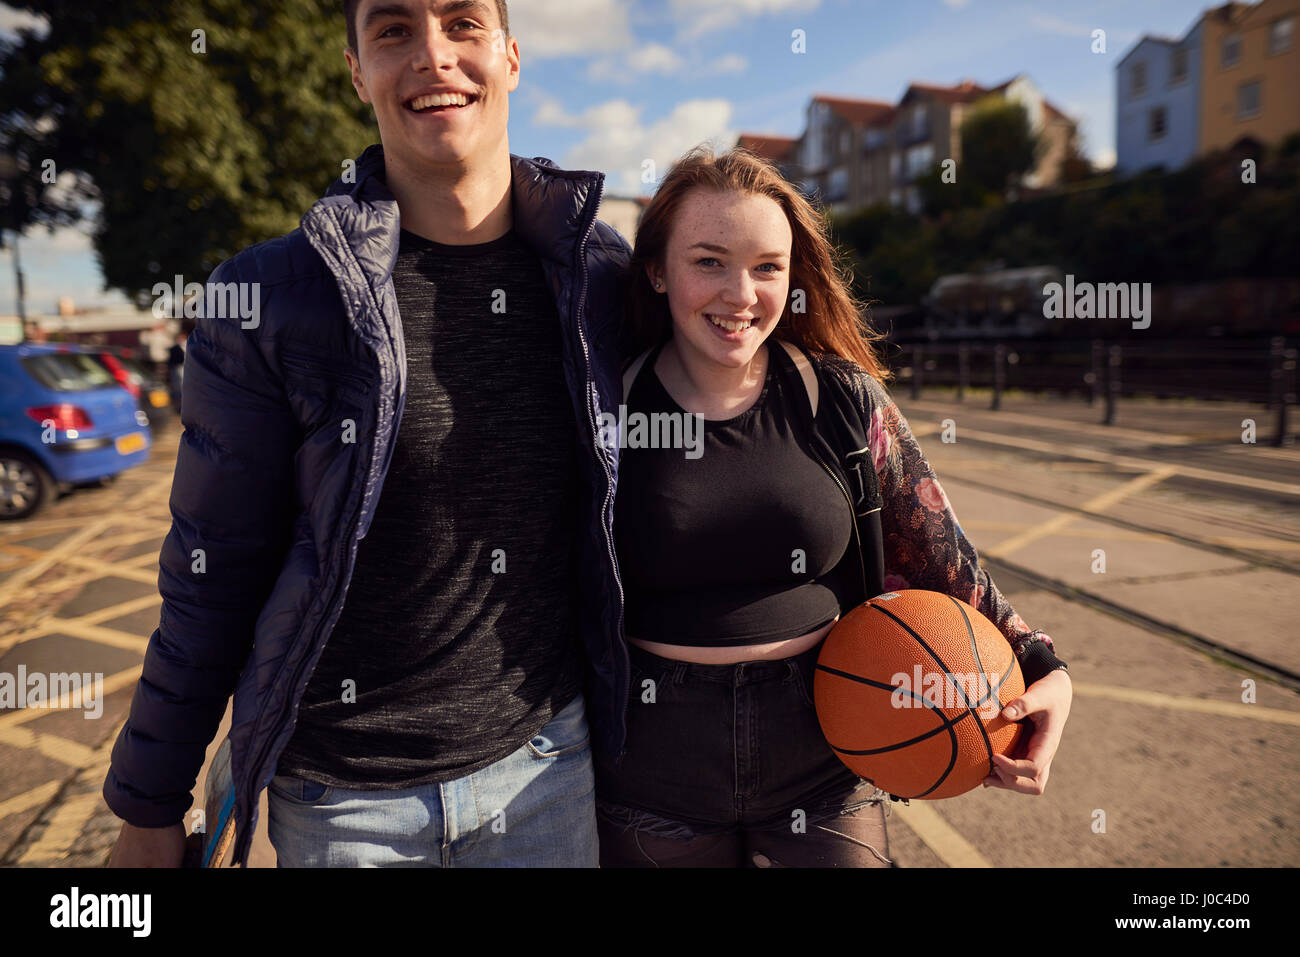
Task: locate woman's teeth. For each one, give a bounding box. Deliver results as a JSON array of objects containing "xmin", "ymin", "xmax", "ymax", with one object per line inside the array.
[{"xmin": 708, "ymin": 314, "xmax": 752, "ymax": 333}]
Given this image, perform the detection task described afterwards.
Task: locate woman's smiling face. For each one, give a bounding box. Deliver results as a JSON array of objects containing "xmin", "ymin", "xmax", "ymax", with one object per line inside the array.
[{"xmin": 648, "ymin": 188, "xmax": 793, "ymax": 373}]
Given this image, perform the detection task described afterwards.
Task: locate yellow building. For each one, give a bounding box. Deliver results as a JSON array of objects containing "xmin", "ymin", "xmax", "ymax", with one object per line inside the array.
[{"xmin": 1199, "ymin": 0, "xmax": 1299, "ymax": 153}]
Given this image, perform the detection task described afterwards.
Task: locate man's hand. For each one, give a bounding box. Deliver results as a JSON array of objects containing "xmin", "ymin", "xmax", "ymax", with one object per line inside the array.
[
  {"xmin": 107, "ymin": 821, "xmax": 187, "ymax": 868},
  {"xmin": 982, "ymin": 668, "xmax": 1072, "ymax": 795}
]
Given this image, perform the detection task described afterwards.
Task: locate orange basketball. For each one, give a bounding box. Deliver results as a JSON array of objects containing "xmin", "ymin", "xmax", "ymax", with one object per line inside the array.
[{"xmin": 813, "ymin": 589, "xmax": 1026, "ymax": 799}]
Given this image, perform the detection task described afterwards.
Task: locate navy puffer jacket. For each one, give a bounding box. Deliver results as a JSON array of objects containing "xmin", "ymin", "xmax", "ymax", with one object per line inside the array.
[{"xmin": 103, "ymin": 145, "xmax": 633, "ymax": 866}]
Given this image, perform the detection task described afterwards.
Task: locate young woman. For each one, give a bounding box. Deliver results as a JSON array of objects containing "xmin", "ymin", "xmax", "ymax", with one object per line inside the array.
[{"xmin": 596, "ymin": 147, "xmax": 1073, "ymax": 868}]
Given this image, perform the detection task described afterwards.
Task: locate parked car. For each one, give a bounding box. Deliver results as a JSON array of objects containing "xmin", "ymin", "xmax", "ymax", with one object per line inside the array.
[
  {"xmin": 0, "ymin": 343, "xmax": 152, "ymax": 520},
  {"xmin": 88, "ymin": 346, "xmax": 174, "ymax": 430}
]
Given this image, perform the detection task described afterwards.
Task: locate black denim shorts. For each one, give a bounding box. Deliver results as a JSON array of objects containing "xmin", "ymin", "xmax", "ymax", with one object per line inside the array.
[{"xmin": 594, "ymin": 640, "xmax": 894, "ymax": 867}]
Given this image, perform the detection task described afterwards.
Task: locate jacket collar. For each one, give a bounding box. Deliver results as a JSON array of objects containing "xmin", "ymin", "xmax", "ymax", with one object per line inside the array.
[{"xmin": 305, "ymin": 142, "xmax": 605, "ymax": 289}]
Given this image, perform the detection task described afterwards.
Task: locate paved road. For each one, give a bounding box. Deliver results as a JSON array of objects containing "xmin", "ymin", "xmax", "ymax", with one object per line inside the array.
[{"xmin": 1, "ymin": 390, "xmax": 1297, "ymax": 867}]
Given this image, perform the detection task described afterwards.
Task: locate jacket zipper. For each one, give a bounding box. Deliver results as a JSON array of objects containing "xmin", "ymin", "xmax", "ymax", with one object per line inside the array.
[
  {"xmin": 238, "ymin": 213, "xmax": 393, "ymax": 864},
  {"xmin": 569, "ymin": 176, "xmax": 632, "ymax": 757}
]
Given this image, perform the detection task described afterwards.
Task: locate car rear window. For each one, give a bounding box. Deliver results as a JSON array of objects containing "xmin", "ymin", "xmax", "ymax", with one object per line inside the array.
[{"xmin": 20, "ymin": 353, "xmax": 119, "ymax": 392}]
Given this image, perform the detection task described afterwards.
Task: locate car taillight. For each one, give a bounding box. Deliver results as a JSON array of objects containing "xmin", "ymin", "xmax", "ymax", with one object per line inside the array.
[{"xmin": 25, "ymin": 404, "xmax": 94, "ymax": 430}]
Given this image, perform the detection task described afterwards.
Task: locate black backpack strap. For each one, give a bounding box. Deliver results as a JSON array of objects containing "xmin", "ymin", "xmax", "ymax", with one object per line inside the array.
[
  {"xmin": 772, "ymin": 338, "xmax": 818, "ymax": 419},
  {"xmin": 622, "ymin": 347, "xmax": 654, "ymax": 400}
]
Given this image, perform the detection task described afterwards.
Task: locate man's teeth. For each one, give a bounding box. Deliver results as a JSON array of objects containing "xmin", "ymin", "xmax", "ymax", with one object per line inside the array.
[
  {"xmin": 409, "ymin": 92, "xmax": 470, "ymax": 110},
  {"xmin": 708, "ymin": 314, "xmax": 752, "ymax": 332}
]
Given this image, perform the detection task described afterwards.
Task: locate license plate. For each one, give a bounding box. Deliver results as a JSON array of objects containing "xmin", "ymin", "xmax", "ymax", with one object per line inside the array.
[
  {"xmin": 149, "ymin": 389, "xmax": 169, "ymax": 407},
  {"xmin": 115, "ymin": 432, "xmax": 147, "ymax": 455}
]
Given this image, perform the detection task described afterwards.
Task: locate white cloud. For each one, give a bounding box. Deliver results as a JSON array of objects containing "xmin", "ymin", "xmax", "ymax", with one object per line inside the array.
[
  {"xmin": 588, "ymin": 42, "xmax": 685, "ymax": 82},
  {"xmin": 668, "ymin": 0, "xmax": 822, "ymax": 40},
  {"xmin": 1029, "ymin": 12, "xmax": 1137, "ymax": 49},
  {"xmin": 1092, "ymin": 147, "xmax": 1116, "ymax": 171},
  {"xmin": 536, "ymin": 94, "xmax": 736, "ymax": 193},
  {"xmin": 587, "ymin": 45, "xmax": 749, "ymax": 83},
  {"xmin": 0, "ymin": 4, "xmax": 47, "ymax": 37},
  {"xmin": 509, "ymin": 0, "xmax": 632, "ymax": 57},
  {"xmin": 712, "ymin": 53, "xmax": 750, "ymax": 75}
]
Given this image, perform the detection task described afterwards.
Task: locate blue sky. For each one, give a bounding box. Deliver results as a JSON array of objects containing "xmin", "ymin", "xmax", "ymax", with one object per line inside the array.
[{"xmin": 2, "ymin": 0, "xmax": 1214, "ymax": 312}]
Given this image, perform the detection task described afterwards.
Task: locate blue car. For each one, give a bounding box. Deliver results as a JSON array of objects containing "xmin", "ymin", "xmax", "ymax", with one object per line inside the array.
[{"xmin": 0, "ymin": 343, "xmax": 152, "ymax": 520}]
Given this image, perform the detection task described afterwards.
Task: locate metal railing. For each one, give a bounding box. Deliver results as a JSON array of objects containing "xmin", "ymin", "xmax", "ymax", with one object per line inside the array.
[{"xmin": 893, "ymin": 336, "xmax": 1297, "ymax": 446}]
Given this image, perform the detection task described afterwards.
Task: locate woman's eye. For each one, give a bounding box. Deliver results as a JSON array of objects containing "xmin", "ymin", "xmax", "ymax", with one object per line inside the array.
[
  {"xmin": 757, "ymin": 263, "xmax": 783, "ymax": 274},
  {"xmin": 696, "ymin": 257, "xmax": 720, "ymax": 267}
]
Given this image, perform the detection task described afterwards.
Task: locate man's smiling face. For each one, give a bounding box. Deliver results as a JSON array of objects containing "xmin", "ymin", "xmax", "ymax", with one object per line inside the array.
[{"xmin": 346, "ymin": 0, "xmax": 519, "ymax": 171}]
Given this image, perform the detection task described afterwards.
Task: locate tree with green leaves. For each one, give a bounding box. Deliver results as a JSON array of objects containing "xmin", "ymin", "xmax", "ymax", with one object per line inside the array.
[
  {"xmin": 958, "ymin": 96, "xmax": 1042, "ymax": 200},
  {"xmin": 0, "ymin": 1, "xmax": 375, "ymax": 302}
]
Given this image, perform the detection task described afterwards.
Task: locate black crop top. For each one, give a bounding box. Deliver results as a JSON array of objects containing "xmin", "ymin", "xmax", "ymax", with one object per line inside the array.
[{"xmin": 614, "ymin": 342, "xmax": 855, "ymax": 646}]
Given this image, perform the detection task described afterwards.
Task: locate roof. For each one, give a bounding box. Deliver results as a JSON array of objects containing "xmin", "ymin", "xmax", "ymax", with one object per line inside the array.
[
  {"xmin": 810, "ymin": 95, "xmax": 895, "ymax": 126},
  {"xmin": 902, "ymin": 79, "xmax": 989, "ymax": 105},
  {"xmin": 736, "ymin": 134, "xmax": 799, "ymax": 163}
]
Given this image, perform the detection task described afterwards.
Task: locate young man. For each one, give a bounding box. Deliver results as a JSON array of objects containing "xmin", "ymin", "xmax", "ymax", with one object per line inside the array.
[{"xmin": 104, "ymin": 0, "xmax": 631, "ymax": 867}]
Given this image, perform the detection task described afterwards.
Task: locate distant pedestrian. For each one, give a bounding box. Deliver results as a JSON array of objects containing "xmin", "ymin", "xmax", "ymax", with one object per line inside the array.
[{"xmin": 166, "ymin": 332, "xmax": 186, "ymax": 413}]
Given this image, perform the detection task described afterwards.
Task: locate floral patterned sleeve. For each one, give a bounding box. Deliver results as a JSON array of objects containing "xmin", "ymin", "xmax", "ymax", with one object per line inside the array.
[{"xmin": 858, "ymin": 372, "xmax": 1068, "ymax": 683}]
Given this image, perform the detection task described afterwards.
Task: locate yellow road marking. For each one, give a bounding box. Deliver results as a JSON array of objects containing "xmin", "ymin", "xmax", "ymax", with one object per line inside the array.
[
  {"xmin": 15, "ymin": 791, "xmax": 105, "ymax": 865},
  {"xmin": 1205, "ymin": 538, "xmax": 1300, "ymax": 551},
  {"xmin": 0, "ymin": 667, "xmax": 142, "ymax": 731},
  {"xmin": 891, "ymin": 800, "xmax": 993, "ymax": 868},
  {"xmin": 44, "ymin": 555, "xmax": 158, "ymax": 585},
  {"xmin": 985, "ymin": 467, "xmax": 1179, "ymax": 558},
  {"xmin": 14, "ymin": 730, "xmax": 118, "ymax": 865},
  {"xmin": 936, "ymin": 425, "xmax": 1300, "ymax": 497},
  {"xmin": 0, "ymin": 727, "xmax": 95, "ymax": 766},
  {"xmin": 73, "ymin": 594, "xmax": 161, "ymax": 628},
  {"xmin": 36, "ymin": 619, "xmax": 150, "ymax": 654},
  {"xmin": 1073, "ymin": 683, "xmax": 1300, "ymax": 725},
  {"xmin": 963, "ymin": 520, "xmax": 1168, "ymax": 542},
  {"xmin": 904, "ymin": 400, "xmax": 1209, "ymax": 447},
  {"xmin": 0, "ymin": 473, "xmax": 172, "ymax": 609},
  {"xmin": 0, "ymin": 781, "xmax": 61, "ymax": 822}
]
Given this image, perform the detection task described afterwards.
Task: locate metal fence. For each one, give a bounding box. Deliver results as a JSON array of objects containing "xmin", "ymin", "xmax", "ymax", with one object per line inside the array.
[{"xmin": 891, "ymin": 336, "xmax": 1298, "ymax": 446}]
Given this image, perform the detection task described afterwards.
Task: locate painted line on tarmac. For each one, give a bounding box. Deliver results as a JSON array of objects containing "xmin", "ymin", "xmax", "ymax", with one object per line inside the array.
[
  {"xmin": 890, "ymin": 800, "xmax": 994, "ymax": 868},
  {"xmin": 986, "ymin": 467, "xmax": 1179, "ymax": 559},
  {"xmin": 984, "ymin": 556, "xmax": 1300, "ymax": 692},
  {"xmin": 923, "ymin": 424, "xmax": 1300, "ymax": 497},
  {"xmin": 13, "ymin": 731, "xmax": 118, "ymax": 867},
  {"xmin": 1072, "ymin": 683, "xmax": 1300, "ymax": 725},
  {"xmin": 0, "ymin": 472, "xmax": 172, "ymax": 609},
  {"xmin": 903, "ymin": 399, "xmax": 1218, "ymax": 447},
  {"xmin": 0, "ymin": 781, "xmax": 61, "ymax": 823}
]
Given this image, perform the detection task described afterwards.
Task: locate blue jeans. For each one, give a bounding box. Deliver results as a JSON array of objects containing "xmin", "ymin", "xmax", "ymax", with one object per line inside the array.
[{"xmin": 267, "ymin": 693, "xmax": 598, "ymax": 867}]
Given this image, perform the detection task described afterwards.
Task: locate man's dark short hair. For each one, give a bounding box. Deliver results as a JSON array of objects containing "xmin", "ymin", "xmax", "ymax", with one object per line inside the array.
[{"xmin": 344, "ymin": 1, "xmax": 511, "ymax": 56}]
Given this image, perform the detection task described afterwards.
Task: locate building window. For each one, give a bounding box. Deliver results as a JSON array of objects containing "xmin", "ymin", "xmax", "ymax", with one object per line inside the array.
[
  {"xmin": 1269, "ymin": 16, "xmax": 1294, "ymax": 54},
  {"xmin": 1148, "ymin": 106, "xmax": 1167, "ymax": 140},
  {"xmin": 912, "ymin": 106, "xmax": 927, "ymax": 139},
  {"xmin": 864, "ymin": 128, "xmax": 885, "ymax": 151},
  {"xmin": 1237, "ymin": 80, "xmax": 1262, "ymax": 119},
  {"xmin": 889, "ymin": 151, "xmax": 901, "ymax": 182},
  {"xmin": 1171, "ymin": 48, "xmax": 1188, "ymax": 84},
  {"xmin": 1222, "ymin": 33, "xmax": 1242, "ymax": 68},
  {"xmin": 905, "ymin": 142, "xmax": 935, "ymax": 179},
  {"xmin": 827, "ymin": 167, "xmax": 849, "ymax": 203},
  {"xmin": 840, "ymin": 130, "xmax": 851, "ymax": 155},
  {"xmin": 1131, "ymin": 61, "xmax": 1147, "ymax": 96}
]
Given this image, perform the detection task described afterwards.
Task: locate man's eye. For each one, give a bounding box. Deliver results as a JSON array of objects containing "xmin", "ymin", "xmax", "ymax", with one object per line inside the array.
[
  {"xmin": 450, "ymin": 19, "xmax": 482, "ymax": 31},
  {"xmin": 378, "ymin": 24, "xmax": 407, "ymax": 38}
]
